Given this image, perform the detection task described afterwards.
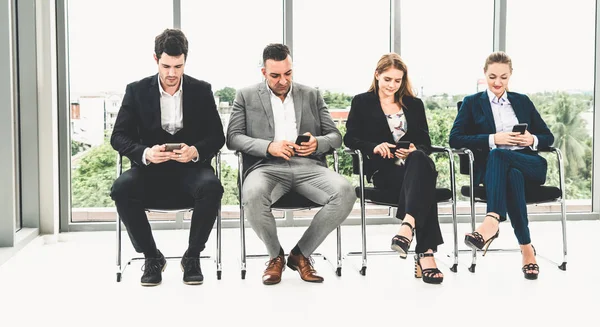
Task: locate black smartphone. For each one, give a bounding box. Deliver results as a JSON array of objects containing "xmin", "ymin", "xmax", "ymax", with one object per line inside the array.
[
  {"xmin": 388, "ymin": 141, "xmax": 410, "ymax": 153},
  {"xmin": 295, "ymin": 135, "xmax": 310, "ymax": 145},
  {"xmin": 512, "ymin": 123, "xmax": 528, "ymax": 134},
  {"xmin": 396, "ymin": 141, "xmax": 411, "ymax": 149},
  {"xmin": 164, "ymin": 143, "xmax": 182, "ymax": 152}
]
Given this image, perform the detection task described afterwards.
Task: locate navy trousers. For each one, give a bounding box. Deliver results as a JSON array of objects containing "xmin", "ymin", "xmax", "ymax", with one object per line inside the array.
[{"xmin": 484, "ymin": 149, "xmax": 547, "ymax": 245}]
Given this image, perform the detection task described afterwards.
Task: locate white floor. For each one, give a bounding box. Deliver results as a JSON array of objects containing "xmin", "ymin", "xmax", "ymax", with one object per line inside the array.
[{"xmin": 0, "ymin": 220, "xmax": 597, "ymax": 326}]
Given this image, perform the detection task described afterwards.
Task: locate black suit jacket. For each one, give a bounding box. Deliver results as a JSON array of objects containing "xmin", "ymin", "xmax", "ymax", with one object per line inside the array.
[
  {"xmin": 344, "ymin": 91, "xmax": 432, "ymax": 181},
  {"xmin": 449, "ymin": 91, "xmax": 554, "ymax": 184},
  {"xmin": 110, "ymin": 74, "xmax": 225, "ymax": 170}
]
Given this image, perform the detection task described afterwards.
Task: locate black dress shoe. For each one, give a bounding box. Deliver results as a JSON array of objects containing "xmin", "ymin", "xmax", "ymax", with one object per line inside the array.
[
  {"xmin": 141, "ymin": 250, "xmax": 167, "ymax": 286},
  {"xmin": 181, "ymin": 252, "xmax": 204, "ymax": 285}
]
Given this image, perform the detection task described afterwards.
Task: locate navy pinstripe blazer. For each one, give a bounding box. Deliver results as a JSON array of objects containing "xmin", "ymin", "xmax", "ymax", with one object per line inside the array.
[{"xmin": 449, "ymin": 91, "xmax": 554, "ymax": 185}]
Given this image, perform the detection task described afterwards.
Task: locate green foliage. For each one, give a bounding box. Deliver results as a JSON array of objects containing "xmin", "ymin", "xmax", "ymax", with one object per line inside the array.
[
  {"xmin": 543, "ymin": 92, "xmax": 590, "ymax": 175},
  {"xmin": 215, "ymin": 87, "xmax": 237, "ymax": 105},
  {"xmin": 71, "ymin": 140, "xmax": 90, "ymax": 156},
  {"xmin": 71, "ymin": 141, "xmax": 128, "ymax": 207},
  {"xmin": 322, "ymin": 90, "xmax": 353, "ymax": 109},
  {"xmin": 220, "ymin": 163, "xmax": 239, "ymax": 205},
  {"xmin": 424, "ymin": 94, "xmax": 467, "ymax": 111},
  {"xmin": 326, "ymin": 125, "xmax": 354, "ymax": 178}
]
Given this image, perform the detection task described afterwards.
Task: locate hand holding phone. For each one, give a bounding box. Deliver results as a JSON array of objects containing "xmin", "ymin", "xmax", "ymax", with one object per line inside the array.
[
  {"xmin": 164, "ymin": 143, "xmax": 183, "ymax": 152},
  {"xmin": 396, "ymin": 141, "xmax": 411, "ymax": 149},
  {"xmin": 388, "ymin": 141, "xmax": 410, "ymax": 152},
  {"xmin": 295, "ymin": 133, "xmax": 317, "ymax": 156},
  {"xmin": 295, "ymin": 135, "xmax": 311, "ymax": 145},
  {"xmin": 512, "ymin": 123, "xmax": 528, "ymax": 135}
]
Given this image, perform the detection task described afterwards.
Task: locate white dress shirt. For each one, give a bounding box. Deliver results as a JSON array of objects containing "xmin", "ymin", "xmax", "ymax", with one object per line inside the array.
[
  {"xmin": 159, "ymin": 75, "xmax": 183, "ymax": 135},
  {"xmin": 267, "ymin": 81, "xmax": 298, "ymax": 142},
  {"xmin": 486, "ymin": 89, "xmax": 538, "ymax": 151},
  {"xmin": 142, "ymin": 76, "xmax": 198, "ymax": 165}
]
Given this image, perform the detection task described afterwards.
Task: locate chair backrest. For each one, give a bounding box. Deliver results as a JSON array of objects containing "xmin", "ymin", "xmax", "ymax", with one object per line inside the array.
[{"xmin": 455, "ymin": 101, "xmax": 471, "ymax": 175}]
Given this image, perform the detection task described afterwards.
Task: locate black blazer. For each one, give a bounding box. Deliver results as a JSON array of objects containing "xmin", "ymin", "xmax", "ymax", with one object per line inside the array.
[
  {"xmin": 344, "ymin": 91, "xmax": 432, "ymax": 181},
  {"xmin": 110, "ymin": 74, "xmax": 225, "ymax": 170},
  {"xmin": 449, "ymin": 91, "xmax": 554, "ymax": 184}
]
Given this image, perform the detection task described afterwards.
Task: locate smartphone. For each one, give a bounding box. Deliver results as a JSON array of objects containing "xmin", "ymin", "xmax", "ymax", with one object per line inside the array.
[
  {"xmin": 164, "ymin": 143, "xmax": 182, "ymax": 152},
  {"xmin": 396, "ymin": 141, "xmax": 411, "ymax": 149},
  {"xmin": 512, "ymin": 123, "xmax": 528, "ymax": 134},
  {"xmin": 388, "ymin": 141, "xmax": 411, "ymax": 153},
  {"xmin": 295, "ymin": 135, "xmax": 310, "ymax": 145}
]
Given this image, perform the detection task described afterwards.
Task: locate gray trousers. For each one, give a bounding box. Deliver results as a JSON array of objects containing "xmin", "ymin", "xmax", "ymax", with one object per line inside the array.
[{"xmin": 242, "ymin": 157, "xmax": 356, "ymax": 258}]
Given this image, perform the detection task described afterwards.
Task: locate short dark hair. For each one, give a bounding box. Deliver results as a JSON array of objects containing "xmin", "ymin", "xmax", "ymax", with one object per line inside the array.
[
  {"xmin": 262, "ymin": 43, "xmax": 290, "ymax": 66},
  {"xmin": 154, "ymin": 28, "xmax": 189, "ymax": 60}
]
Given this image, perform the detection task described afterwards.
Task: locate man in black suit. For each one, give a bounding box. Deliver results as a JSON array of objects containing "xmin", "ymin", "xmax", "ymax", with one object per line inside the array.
[{"xmin": 110, "ymin": 29, "xmax": 224, "ymax": 286}]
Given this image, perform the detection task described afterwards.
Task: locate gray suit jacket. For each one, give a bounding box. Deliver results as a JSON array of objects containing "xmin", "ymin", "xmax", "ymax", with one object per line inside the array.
[{"xmin": 226, "ymin": 82, "xmax": 342, "ymax": 177}]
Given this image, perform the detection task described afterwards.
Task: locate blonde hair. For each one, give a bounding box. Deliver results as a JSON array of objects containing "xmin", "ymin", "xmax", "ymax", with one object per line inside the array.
[
  {"xmin": 368, "ymin": 53, "xmax": 415, "ymax": 108},
  {"xmin": 484, "ymin": 51, "xmax": 513, "ymax": 73}
]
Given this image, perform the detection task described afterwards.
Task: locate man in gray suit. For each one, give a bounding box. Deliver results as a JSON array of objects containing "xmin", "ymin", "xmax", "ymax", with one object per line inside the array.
[{"xmin": 227, "ymin": 44, "xmax": 355, "ymax": 285}]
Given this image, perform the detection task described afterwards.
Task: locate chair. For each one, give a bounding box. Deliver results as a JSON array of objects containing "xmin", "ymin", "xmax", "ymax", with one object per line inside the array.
[
  {"xmin": 454, "ymin": 101, "xmax": 567, "ymax": 272},
  {"xmin": 115, "ymin": 151, "xmax": 223, "ymax": 282},
  {"xmin": 345, "ymin": 146, "xmax": 459, "ymax": 276},
  {"xmin": 236, "ymin": 151, "xmax": 343, "ymax": 279}
]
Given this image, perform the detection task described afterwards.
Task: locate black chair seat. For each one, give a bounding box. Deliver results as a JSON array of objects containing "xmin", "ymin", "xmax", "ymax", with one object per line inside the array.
[
  {"xmin": 460, "ymin": 185, "xmax": 562, "ymax": 203},
  {"xmin": 272, "ymin": 191, "xmax": 321, "ymax": 209},
  {"xmin": 356, "ymin": 187, "xmax": 453, "ymax": 206}
]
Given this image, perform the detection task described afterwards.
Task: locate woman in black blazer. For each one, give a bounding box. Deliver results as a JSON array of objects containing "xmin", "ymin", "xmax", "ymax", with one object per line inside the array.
[{"xmin": 344, "ymin": 53, "xmax": 443, "ymax": 284}]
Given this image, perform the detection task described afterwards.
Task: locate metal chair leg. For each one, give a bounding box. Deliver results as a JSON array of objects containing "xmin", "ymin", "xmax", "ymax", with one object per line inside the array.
[
  {"xmin": 216, "ymin": 207, "xmax": 222, "ymax": 280},
  {"xmin": 336, "ymin": 226, "xmax": 342, "ymax": 277},
  {"xmin": 467, "ymin": 150, "xmax": 477, "ymax": 273},
  {"xmin": 116, "ymin": 213, "xmax": 122, "ymax": 282},
  {"xmin": 556, "ymin": 148, "xmax": 568, "ymax": 271},
  {"xmin": 559, "ymin": 197, "xmax": 568, "ymax": 271}
]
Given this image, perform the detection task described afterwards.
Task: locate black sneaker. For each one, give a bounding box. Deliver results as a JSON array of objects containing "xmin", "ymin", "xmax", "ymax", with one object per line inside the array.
[
  {"xmin": 181, "ymin": 252, "xmax": 204, "ymax": 285},
  {"xmin": 140, "ymin": 250, "xmax": 167, "ymax": 286}
]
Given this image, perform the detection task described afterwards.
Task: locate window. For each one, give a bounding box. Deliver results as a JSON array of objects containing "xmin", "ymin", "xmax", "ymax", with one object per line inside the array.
[
  {"xmin": 399, "ymin": 0, "xmax": 494, "ymax": 212},
  {"xmin": 400, "ymin": 0, "xmax": 494, "ymax": 97},
  {"xmin": 67, "ymin": 0, "xmax": 173, "ymax": 222},
  {"xmin": 181, "ymin": 0, "xmax": 283, "ymax": 218},
  {"xmin": 293, "ymin": 0, "xmax": 390, "ymax": 103},
  {"xmin": 506, "ymin": 0, "xmax": 595, "ymax": 211},
  {"xmin": 181, "ymin": 0, "xmax": 283, "ymax": 92}
]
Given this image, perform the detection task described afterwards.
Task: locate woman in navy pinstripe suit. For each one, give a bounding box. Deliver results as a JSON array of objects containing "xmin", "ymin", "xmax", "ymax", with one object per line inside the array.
[{"xmin": 449, "ymin": 52, "xmax": 554, "ymax": 280}]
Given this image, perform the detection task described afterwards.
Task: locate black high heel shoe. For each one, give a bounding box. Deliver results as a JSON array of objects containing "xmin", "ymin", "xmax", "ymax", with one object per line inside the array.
[
  {"xmin": 390, "ymin": 221, "xmax": 414, "ymax": 259},
  {"xmin": 464, "ymin": 214, "xmax": 500, "ymax": 256},
  {"xmin": 414, "ymin": 253, "xmax": 443, "ymax": 284},
  {"xmin": 522, "ymin": 244, "xmax": 539, "ymax": 280}
]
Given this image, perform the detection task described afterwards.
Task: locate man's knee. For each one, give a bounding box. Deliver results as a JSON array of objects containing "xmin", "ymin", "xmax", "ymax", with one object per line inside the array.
[
  {"xmin": 193, "ymin": 175, "xmax": 224, "ymax": 200},
  {"xmin": 330, "ymin": 177, "xmax": 357, "ymax": 206},
  {"xmin": 110, "ymin": 170, "xmax": 142, "ymax": 201},
  {"xmin": 241, "ymin": 176, "xmax": 271, "ymax": 206}
]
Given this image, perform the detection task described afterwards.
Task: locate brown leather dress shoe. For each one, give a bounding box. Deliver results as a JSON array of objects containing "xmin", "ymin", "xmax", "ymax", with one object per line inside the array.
[
  {"xmin": 262, "ymin": 255, "xmax": 285, "ymax": 285},
  {"xmin": 287, "ymin": 252, "xmax": 324, "ymax": 283}
]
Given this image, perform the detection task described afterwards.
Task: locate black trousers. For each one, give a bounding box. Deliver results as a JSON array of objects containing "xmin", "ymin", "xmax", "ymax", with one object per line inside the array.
[
  {"xmin": 372, "ymin": 150, "xmax": 443, "ymax": 253},
  {"xmin": 110, "ymin": 165, "xmax": 224, "ymax": 257}
]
